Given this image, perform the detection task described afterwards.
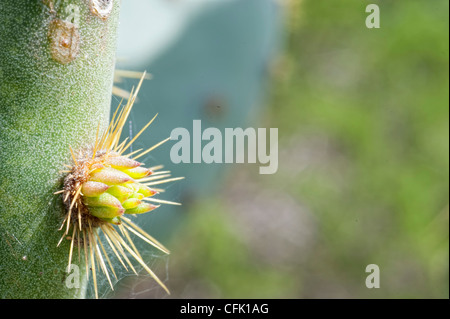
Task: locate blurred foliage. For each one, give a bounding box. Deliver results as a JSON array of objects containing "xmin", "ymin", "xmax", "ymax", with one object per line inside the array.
[{"xmin": 165, "ymin": 0, "xmax": 449, "ymax": 299}]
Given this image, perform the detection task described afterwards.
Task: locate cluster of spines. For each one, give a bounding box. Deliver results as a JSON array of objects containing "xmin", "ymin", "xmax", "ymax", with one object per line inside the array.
[{"xmin": 56, "ymin": 73, "xmax": 183, "ymax": 298}]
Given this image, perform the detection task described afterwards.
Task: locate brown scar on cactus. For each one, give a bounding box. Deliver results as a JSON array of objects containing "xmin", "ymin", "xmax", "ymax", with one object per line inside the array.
[
  {"xmin": 55, "ymin": 73, "xmax": 184, "ymax": 299},
  {"xmin": 90, "ymin": 0, "xmax": 114, "ymax": 20},
  {"xmin": 48, "ymin": 19, "xmax": 80, "ymax": 64}
]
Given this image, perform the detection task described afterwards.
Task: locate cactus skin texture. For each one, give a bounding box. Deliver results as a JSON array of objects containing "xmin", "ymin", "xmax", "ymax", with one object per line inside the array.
[{"xmin": 0, "ymin": 0, "xmax": 121, "ymax": 298}]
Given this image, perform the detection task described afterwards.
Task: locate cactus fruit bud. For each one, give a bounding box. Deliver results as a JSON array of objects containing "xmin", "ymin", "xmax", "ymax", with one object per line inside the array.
[
  {"xmin": 137, "ymin": 184, "xmax": 158, "ymax": 197},
  {"xmin": 122, "ymin": 198, "xmax": 142, "ymax": 210},
  {"xmin": 83, "ymin": 192, "xmax": 123, "ymax": 209},
  {"xmin": 129, "ymin": 192, "xmax": 145, "ymax": 200},
  {"xmin": 122, "ymin": 167, "xmax": 153, "ymax": 179},
  {"xmin": 107, "ymin": 185, "xmax": 134, "ymax": 202},
  {"xmin": 81, "ymin": 181, "xmax": 109, "ymax": 197},
  {"xmin": 104, "ymin": 156, "xmax": 141, "ymax": 169},
  {"xmin": 89, "ymin": 205, "xmax": 124, "ymax": 219},
  {"xmin": 125, "ymin": 202, "xmax": 159, "ymax": 215},
  {"xmin": 90, "ymin": 167, "xmax": 133, "ymax": 185},
  {"xmin": 57, "ymin": 74, "xmax": 183, "ymax": 298},
  {"xmin": 63, "ymin": 152, "xmax": 164, "ymax": 226}
]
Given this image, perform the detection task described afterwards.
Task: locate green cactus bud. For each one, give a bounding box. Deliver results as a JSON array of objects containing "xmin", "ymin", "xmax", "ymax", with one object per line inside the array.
[
  {"xmin": 83, "ymin": 192, "xmax": 123, "ymax": 209},
  {"xmin": 89, "ymin": 206, "xmax": 124, "ymax": 219},
  {"xmin": 105, "ymin": 156, "xmax": 141, "ymax": 169},
  {"xmin": 121, "ymin": 166, "xmax": 152, "ymax": 179},
  {"xmin": 125, "ymin": 202, "xmax": 159, "ymax": 215},
  {"xmin": 122, "ymin": 198, "xmax": 141, "ymax": 210},
  {"xmin": 81, "ymin": 181, "xmax": 110, "ymax": 197},
  {"xmin": 129, "ymin": 192, "xmax": 144, "ymax": 200},
  {"xmin": 90, "ymin": 167, "xmax": 133, "ymax": 185},
  {"xmin": 107, "ymin": 185, "xmax": 134, "ymax": 203},
  {"xmin": 137, "ymin": 184, "xmax": 158, "ymax": 197}
]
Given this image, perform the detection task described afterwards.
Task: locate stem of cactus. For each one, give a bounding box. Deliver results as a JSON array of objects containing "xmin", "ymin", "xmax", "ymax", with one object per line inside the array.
[{"xmin": 0, "ymin": 0, "xmax": 121, "ymax": 298}]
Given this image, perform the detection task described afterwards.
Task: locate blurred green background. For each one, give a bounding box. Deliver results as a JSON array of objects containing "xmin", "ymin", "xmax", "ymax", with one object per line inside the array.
[{"xmin": 111, "ymin": 0, "xmax": 448, "ymax": 299}]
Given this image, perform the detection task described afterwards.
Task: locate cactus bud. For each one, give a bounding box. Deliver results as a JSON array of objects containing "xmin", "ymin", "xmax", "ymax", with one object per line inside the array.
[
  {"xmin": 105, "ymin": 156, "xmax": 141, "ymax": 169},
  {"xmin": 122, "ymin": 198, "xmax": 141, "ymax": 210},
  {"xmin": 129, "ymin": 192, "xmax": 144, "ymax": 200},
  {"xmin": 125, "ymin": 202, "xmax": 159, "ymax": 215},
  {"xmin": 89, "ymin": 206, "xmax": 125, "ymax": 219},
  {"xmin": 83, "ymin": 192, "xmax": 123, "ymax": 209},
  {"xmin": 137, "ymin": 184, "xmax": 158, "ymax": 197},
  {"xmin": 122, "ymin": 167, "xmax": 152, "ymax": 179},
  {"xmin": 90, "ymin": 167, "xmax": 133, "ymax": 185},
  {"xmin": 107, "ymin": 185, "xmax": 134, "ymax": 203},
  {"xmin": 81, "ymin": 181, "xmax": 109, "ymax": 197}
]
